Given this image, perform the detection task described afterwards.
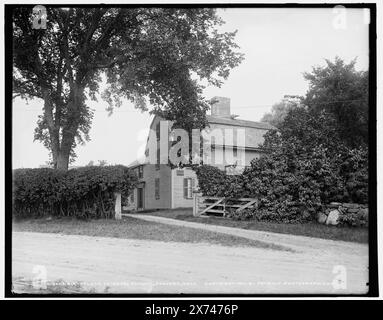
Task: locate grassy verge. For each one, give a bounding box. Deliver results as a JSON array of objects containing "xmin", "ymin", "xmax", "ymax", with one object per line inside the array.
[
  {"xmin": 136, "ymin": 208, "xmax": 368, "ymax": 243},
  {"xmin": 13, "ymin": 216, "xmax": 289, "ymax": 251}
]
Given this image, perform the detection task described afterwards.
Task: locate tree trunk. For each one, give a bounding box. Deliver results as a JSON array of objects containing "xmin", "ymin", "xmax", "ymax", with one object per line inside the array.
[
  {"xmin": 42, "ymin": 90, "xmax": 61, "ymax": 169},
  {"xmin": 42, "ymin": 81, "xmax": 84, "ymax": 170},
  {"xmin": 56, "ymin": 125, "xmax": 77, "ymax": 170},
  {"xmin": 56, "ymin": 151, "xmax": 70, "ymax": 170}
]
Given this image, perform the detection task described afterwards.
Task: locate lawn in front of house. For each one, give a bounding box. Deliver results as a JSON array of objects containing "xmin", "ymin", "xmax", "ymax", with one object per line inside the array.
[
  {"xmin": 12, "ymin": 216, "xmax": 289, "ymax": 251},
  {"xmin": 136, "ymin": 208, "xmax": 368, "ymax": 243}
]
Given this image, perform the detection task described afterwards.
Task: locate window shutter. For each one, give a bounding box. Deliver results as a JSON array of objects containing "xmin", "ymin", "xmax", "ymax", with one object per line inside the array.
[
  {"xmin": 190, "ymin": 178, "xmax": 195, "ymax": 198},
  {"xmin": 188, "ymin": 178, "xmax": 194, "ymax": 199},
  {"xmin": 183, "ymin": 178, "xmax": 188, "ymax": 198}
]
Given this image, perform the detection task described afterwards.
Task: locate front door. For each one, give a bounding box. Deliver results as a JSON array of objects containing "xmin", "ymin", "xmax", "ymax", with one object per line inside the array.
[{"xmin": 137, "ymin": 187, "xmax": 144, "ymax": 210}]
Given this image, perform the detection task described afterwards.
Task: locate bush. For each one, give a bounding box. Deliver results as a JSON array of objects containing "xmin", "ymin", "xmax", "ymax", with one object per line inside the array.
[
  {"xmin": 193, "ymin": 165, "xmax": 227, "ymax": 196},
  {"xmin": 194, "ymin": 128, "xmax": 368, "ymax": 224},
  {"xmin": 338, "ymin": 211, "xmax": 368, "ymax": 227},
  {"xmin": 193, "ymin": 165, "xmax": 244, "ymax": 198},
  {"xmin": 13, "ymin": 165, "xmax": 137, "ymax": 219},
  {"xmin": 338, "ymin": 207, "xmax": 369, "ymax": 227},
  {"xmin": 339, "ymin": 147, "xmax": 368, "ymax": 204}
]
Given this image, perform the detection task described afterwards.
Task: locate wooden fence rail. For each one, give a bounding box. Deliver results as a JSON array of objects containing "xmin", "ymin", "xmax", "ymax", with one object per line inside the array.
[{"xmin": 193, "ymin": 193, "xmax": 258, "ymax": 217}]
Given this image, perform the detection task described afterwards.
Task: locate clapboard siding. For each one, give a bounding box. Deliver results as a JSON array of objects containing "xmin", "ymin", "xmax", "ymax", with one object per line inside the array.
[
  {"xmin": 144, "ymin": 164, "xmax": 172, "ymax": 209},
  {"xmin": 171, "ymin": 168, "xmax": 198, "ymax": 208}
]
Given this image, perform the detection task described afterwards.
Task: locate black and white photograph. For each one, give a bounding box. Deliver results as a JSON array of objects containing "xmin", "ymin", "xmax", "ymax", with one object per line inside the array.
[{"xmin": 2, "ymin": 1, "xmax": 381, "ymax": 302}]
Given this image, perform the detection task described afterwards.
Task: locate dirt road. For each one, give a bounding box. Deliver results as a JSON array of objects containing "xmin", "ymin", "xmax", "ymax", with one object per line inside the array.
[{"xmin": 12, "ymin": 231, "xmax": 368, "ymax": 294}]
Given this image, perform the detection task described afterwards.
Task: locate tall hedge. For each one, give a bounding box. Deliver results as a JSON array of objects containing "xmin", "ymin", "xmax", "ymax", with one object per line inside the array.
[
  {"xmin": 194, "ymin": 146, "xmax": 368, "ymax": 224},
  {"xmin": 13, "ymin": 165, "xmax": 137, "ymax": 219},
  {"xmin": 193, "ymin": 165, "xmax": 243, "ymax": 198},
  {"xmin": 193, "ymin": 109, "xmax": 368, "ymax": 224}
]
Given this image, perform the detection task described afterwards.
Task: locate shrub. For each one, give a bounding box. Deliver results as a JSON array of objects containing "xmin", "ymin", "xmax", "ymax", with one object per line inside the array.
[
  {"xmin": 13, "ymin": 165, "xmax": 137, "ymax": 219},
  {"xmin": 338, "ymin": 147, "xmax": 368, "ymax": 204},
  {"xmin": 194, "ymin": 129, "xmax": 368, "ymax": 224},
  {"xmin": 338, "ymin": 210, "xmax": 368, "ymax": 227},
  {"xmin": 338, "ymin": 206, "xmax": 369, "ymax": 227},
  {"xmin": 193, "ymin": 165, "xmax": 227, "ymax": 197},
  {"xmin": 193, "ymin": 165, "xmax": 244, "ymax": 198}
]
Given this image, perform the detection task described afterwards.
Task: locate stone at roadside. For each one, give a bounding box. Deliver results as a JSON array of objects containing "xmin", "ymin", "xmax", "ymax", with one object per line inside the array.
[
  {"xmin": 317, "ymin": 211, "xmax": 328, "ymax": 224},
  {"xmin": 326, "ymin": 210, "xmax": 340, "ymax": 225}
]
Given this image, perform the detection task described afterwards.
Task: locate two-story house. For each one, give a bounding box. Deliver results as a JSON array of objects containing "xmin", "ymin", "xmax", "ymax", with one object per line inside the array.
[{"xmin": 125, "ymin": 96, "xmax": 274, "ymax": 211}]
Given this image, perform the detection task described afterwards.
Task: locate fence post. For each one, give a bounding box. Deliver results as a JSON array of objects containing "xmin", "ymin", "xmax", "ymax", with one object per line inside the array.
[
  {"xmin": 115, "ymin": 192, "xmax": 122, "ymax": 220},
  {"xmin": 193, "ymin": 192, "xmax": 202, "ymax": 216}
]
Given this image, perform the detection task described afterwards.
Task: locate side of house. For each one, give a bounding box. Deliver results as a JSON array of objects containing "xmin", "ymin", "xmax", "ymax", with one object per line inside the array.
[
  {"xmin": 205, "ymin": 115, "xmax": 271, "ymax": 173},
  {"xmin": 125, "ymin": 164, "xmax": 198, "ymax": 211}
]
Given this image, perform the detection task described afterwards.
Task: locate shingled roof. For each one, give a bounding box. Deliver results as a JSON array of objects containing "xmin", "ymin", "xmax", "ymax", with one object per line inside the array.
[{"xmin": 206, "ymin": 115, "xmax": 275, "ymax": 130}]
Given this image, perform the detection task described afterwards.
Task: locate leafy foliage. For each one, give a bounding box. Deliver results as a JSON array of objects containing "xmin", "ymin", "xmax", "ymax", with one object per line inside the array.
[
  {"xmin": 13, "ymin": 165, "xmax": 137, "ymax": 219},
  {"xmin": 338, "ymin": 207, "xmax": 368, "ymax": 227},
  {"xmin": 194, "ymin": 107, "xmax": 368, "ymax": 224},
  {"xmin": 260, "ymin": 95, "xmax": 303, "ymax": 128},
  {"xmin": 13, "ymin": 7, "xmax": 244, "ymax": 169},
  {"xmin": 193, "ymin": 165, "xmax": 243, "ymax": 198},
  {"xmin": 339, "ymin": 147, "xmax": 369, "ymax": 204},
  {"xmin": 303, "ymin": 57, "xmax": 369, "ymax": 148}
]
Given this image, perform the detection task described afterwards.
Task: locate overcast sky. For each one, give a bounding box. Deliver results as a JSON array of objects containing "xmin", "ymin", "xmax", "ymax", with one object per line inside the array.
[{"xmin": 12, "ymin": 8, "xmax": 369, "ymax": 168}]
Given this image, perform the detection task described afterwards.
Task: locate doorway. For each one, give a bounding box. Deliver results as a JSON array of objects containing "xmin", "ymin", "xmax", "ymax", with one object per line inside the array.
[{"xmin": 137, "ymin": 187, "xmax": 144, "ymax": 210}]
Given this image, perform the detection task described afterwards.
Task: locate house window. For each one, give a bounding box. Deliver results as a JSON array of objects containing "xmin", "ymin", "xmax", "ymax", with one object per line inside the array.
[
  {"xmin": 155, "ymin": 178, "xmax": 160, "ymax": 200},
  {"xmin": 233, "ymin": 146, "xmax": 238, "ymax": 157},
  {"xmin": 138, "ymin": 166, "xmax": 143, "ymax": 179},
  {"xmin": 183, "ymin": 178, "xmax": 194, "ymax": 199}
]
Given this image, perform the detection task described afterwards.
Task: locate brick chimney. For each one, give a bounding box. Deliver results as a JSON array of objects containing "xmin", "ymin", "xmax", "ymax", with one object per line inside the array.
[{"xmin": 210, "ymin": 96, "xmax": 231, "ymax": 118}]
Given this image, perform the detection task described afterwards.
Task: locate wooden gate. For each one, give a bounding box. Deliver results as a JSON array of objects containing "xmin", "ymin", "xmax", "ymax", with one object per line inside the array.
[{"xmin": 193, "ymin": 194, "xmax": 258, "ymax": 217}]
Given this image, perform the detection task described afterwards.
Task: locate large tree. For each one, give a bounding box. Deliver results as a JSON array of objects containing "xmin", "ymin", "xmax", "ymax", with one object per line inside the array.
[
  {"xmin": 260, "ymin": 95, "xmax": 303, "ymax": 128},
  {"xmin": 303, "ymin": 57, "xmax": 369, "ymax": 148},
  {"xmin": 13, "ymin": 7, "xmax": 243, "ymax": 169}
]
